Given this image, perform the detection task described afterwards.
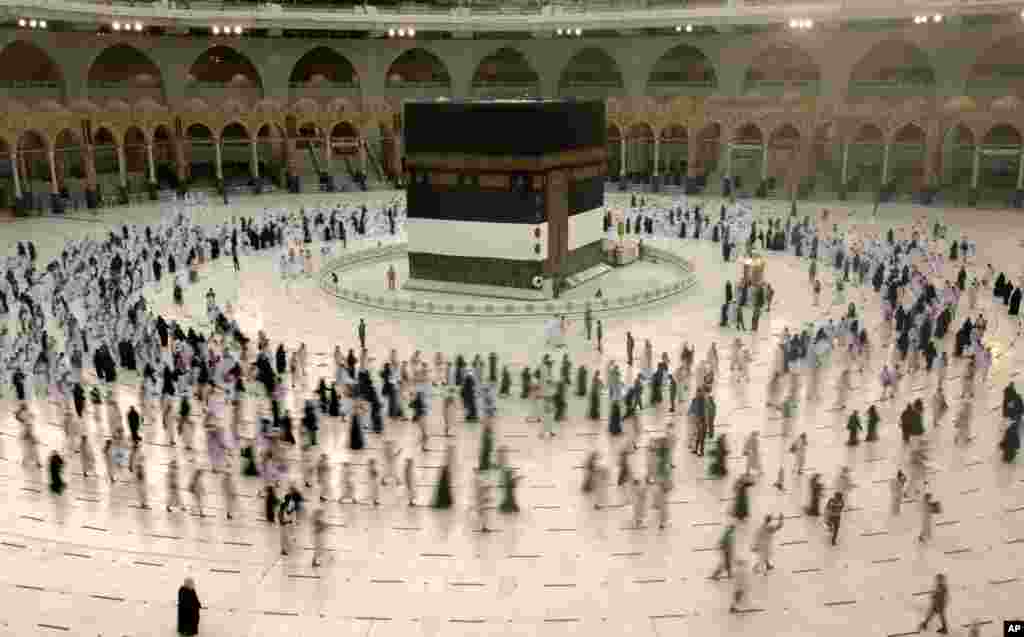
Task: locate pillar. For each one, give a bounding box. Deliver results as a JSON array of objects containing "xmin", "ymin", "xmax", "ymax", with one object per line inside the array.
[
  {"xmin": 725, "ymin": 143, "xmax": 733, "ymax": 178},
  {"xmin": 117, "ymin": 144, "xmax": 128, "ymax": 188},
  {"xmin": 971, "ymin": 146, "xmax": 980, "ymax": 189},
  {"xmin": 359, "ymin": 139, "xmax": 367, "ymax": 175},
  {"xmin": 841, "ymin": 141, "xmax": 850, "ymax": 185},
  {"xmin": 881, "ymin": 143, "xmax": 890, "ymax": 185},
  {"xmin": 174, "ymin": 139, "xmax": 187, "ymax": 183},
  {"xmin": 146, "ymin": 143, "xmax": 157, "ymax": 184},
  {"xmin": 687, "ymin": 137, "xmax": 699, "ymax": 178},
  {"xmin": 251, "ymin": 139, "xmax": 260, "ymax": 179},
  {"xmin": 924, "ymin": 135, "xmax": 938, "ymax": 187},
  {"xmin": 83, "ymin": 145, "xmax": 98, "ymax": 191},
  {"xmin": 47, "ymin": 149, "xmax": 58, "ymax": 194},
  {"xmin": 619, "ymin": 136, "xmax": 626, "ymax": 177},
  {"xmin": 1017, "ymin": 150, "xmax": 1024, "ymax": 190},
  {"xmin": 322, "ymin": 132, "xmax": 332, "ymax": 172},
  {"xmin": 653, "ymin": 135, "xmax": 661, "ymax": 177},
  {"xmin": 214, "ymin": 140, "xmax": 223, "ymax": 181},
  {"xmin": 761, "ymin": 143, "xmax": 769, "ymax": 181},
  {"xmin": 11, "ymin": 151, "xmax": 21, "ymax": 199}
]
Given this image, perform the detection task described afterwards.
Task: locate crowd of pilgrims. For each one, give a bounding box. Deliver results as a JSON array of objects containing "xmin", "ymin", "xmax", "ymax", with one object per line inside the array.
[{"xmin": 1, "ymin": 192, "xmax": 1022, "ymax": 616}]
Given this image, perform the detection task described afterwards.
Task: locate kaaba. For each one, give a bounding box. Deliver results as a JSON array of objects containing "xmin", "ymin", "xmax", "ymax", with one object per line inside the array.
[{"xmin": 403, "ymin": 99, "xmax": 607, "ymax": 300}]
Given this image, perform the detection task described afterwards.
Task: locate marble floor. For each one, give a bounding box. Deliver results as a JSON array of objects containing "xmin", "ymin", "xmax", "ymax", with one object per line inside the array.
[{"xmin": 0, "ymin": 192, "xmax": 1022, "ymax": 637}]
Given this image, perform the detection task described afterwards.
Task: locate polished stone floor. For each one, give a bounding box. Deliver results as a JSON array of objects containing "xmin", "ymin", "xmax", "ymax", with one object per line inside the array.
[{"xmin": 0, "ymin": 192, "xmax": 1022, "ymax": 637}]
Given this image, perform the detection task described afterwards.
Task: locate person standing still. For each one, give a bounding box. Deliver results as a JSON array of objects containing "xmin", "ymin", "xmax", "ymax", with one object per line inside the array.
[
  {"xmin": 357, "ymin": 319, "xmax": 367, "ymax": 351},
  {"xmin": 596, "ymin": 320, "xmax": 604, "ymax": 354},
  {"xmin": 584, "ymin": 306, "xmax": 593, "ymax": 341},
  {"xmin": 176, "ymin": 577, "xmax": 201, "ymax": 636},
  {"xmin": 626, "ymin": 332, "xmax": 635, "ymax": 367}
]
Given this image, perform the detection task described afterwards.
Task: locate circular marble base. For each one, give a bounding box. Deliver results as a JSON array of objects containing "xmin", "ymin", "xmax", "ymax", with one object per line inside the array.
[{"xmin": 319, "ymin": 239, "xmax": 698, "ymax": 319}]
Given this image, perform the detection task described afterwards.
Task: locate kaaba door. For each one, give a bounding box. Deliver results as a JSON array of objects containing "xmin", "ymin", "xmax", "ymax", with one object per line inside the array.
[{"xmin": 545, "ymin": 169, "xmax": 569, "ymax": 277}]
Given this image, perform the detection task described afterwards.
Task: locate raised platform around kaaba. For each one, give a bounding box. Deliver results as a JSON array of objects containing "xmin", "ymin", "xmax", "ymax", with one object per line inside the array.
[{"xmin": 403, "ymin": 99, "xmax": 605, "ymax": 158}]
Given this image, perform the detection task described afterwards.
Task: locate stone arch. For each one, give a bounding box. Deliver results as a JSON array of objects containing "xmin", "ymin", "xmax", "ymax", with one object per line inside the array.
[
  {"xmin": 0, "ymin": 40, "xmax": 65, "ymax": 102},
  {"xmin": 184, "ymin": 122, "xmax": 216, "ymax": 185},
  {"xmin": 728, "ymin": 123, "xmax": 764, "ymax": 189},
  {"xmin": 849, "ymin": 40, "xmax": 935, "ymax": 95},
  {"xmin": 626, "ymin": 122, "xmax": 655, "ymax": 178},
  {"xmin": 17, "ymin": 129, "xmax": 50, "ymax": 195},
  {"xmin": 765, "ymin": 123, "xmax": 801, "ymax": 187},
  {"xmin": 606, "ymin": 123, "xmax": 622, "ymax": 177},
  {"xmin": 647, "ymin": 44, "xmax": 717, "ymax": 94},
  {"xmin": 978, "ymin": 123, "xmax": 1023, "ymax": 199},
  {"xmin": 847, "ymin": 123, "xmax": 886, "ymax": 193},
  {"xmin": 982, "ymin": 122, "xmax": 1023, "ymax": 147},
  {"xmin": 149, "ymin": 124, "xmax": 177, "ymax": 188},
  {"xmin": 660, "ymin": 124, "xmax": 688, "ymax": 182},
  {"xmin": 52, "ymin": 128, "xmax": 84, "ymax": 195},
  {"xmin": 471, "ymin": 47, "xmax": 540, "ymax": 98},
  {"xmin": 87, "ymin": 43, "xmax": 164, "ymax": 103},
  {"xmin": 940, "ymin": 122, "xmax": 975, "ymax": 188},
  {"xmin": 744, "ymin": 43, "xmax": 820, "ymax": 95},
  {"xmin": 386, "ymin": 47, "xmax": 451, "ymax": 88},
  {"xmin": 888, "ymin": 123, "xmax": 927, "ymax": 191},
  {"xmin": 558, "ymin": 47, "xmax": 624, "ymax": 99},
  {"xmin": 694, "ymin": 121, "xmax": 722, "ymax": 182},
  {"xmin": 290, "ymin": 46, "xmax": 359, "ymax": 86},
  {"xmin": 123, "ymin": 126, "xmax": 148, "ymax": 183},
  {"xmin": 187, "ymin": 45, "xmax": 263, "ymax": 99},
  {"xmin": 254, "ymin": 122, "xmax": 286, "ymax": 186},
  {"xmin": 220, "ymin": 122, "xmax": 251, "ymax": 183},
  {"xmin": 91, "ymin": 126, "xmax": 120, "ymax": 190},
  {"xmin": 288, "ymin": 46, "xmax": 359, "ymax": 104}
]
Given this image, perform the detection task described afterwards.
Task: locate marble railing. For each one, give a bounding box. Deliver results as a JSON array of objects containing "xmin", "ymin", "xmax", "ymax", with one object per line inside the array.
[
  {"xmin": 0, "ymin": 0, "xmax": 988, "ymax": 33},
  {"xmin": 319, "ymin": 240, "xmax": 698, "ymax": 317}
]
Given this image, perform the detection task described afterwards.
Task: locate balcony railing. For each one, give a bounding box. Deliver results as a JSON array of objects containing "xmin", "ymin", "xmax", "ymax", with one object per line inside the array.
[
  {"xmin": 966, "ymin": 76, "xmax": 1024, "ymax": 95},
  {"xmin": 847, "ymin": 80, "xmax": 935, "ymax": 96},
  {"xmin": 87, "ymin": 83, "xmax": 165, "ymax": 102},
  {"xmin": 743, "ymin": 79, "xmax": 819, "ymax": 95},
  {"xmin": 2, "ymin": 0, "xmax": 1004, "ymax": 32},
  {"xmin": 184, "ymin": 83, "xmax": 263, "ymax": 101}
]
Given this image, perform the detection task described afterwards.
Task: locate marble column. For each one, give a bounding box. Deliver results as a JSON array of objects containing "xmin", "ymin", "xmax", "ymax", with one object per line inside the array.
[
  {"xmin": 687, "ymin": 137, "xmax": 699, "ymax": 179},
  {"xmin": 10, "ymin": 151, "xmax": 21, "ymax": 199},
  {"xmin": 619, "ymin": 136, "xmax": 626, "ymax": 177},
  {"xmin": 923, "ymin": 135, "xmax": 938, "ymax": 186},
  {"xmin": 761, "ymin": 143, "xmax": 769, "ymax": 181},
  {"xmin": 322, "ymin": 133, "xmax": 332, "ymax": 173},
  {"xmin": 251, "ymin": 139, "xmax": 260, "ymax": 179},
  {"xmin": 215, "ymin": 140, "xmax": 223, "ymax": 181},
  {"xmin": 653, "ymin": 135, "xmax": 661, "ymax": 177},
  {"xmin": 881, "ymin": 143, "xmax": 890, "ymax": 185},
  {"xmin": 971, "ymin": 146, "xmax": 980, "ymax": 189},
  {"xmin": 1017, "ymin": 151, "xmax": 1024, "ymax": 190},
  {"xmin": 146, "ymin": 143, "xmax": 157, "ymax": 184},
  {"xmin": 840, "ymin": 141, "xmax": 850, "ymax": 185},
  {"xmin": 47, "ymin": 149, "xmax": 58, "ymax": 193},
  {"xmin": 117, "ymin": 144, "xmax": 128, "ymax": 188}
]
